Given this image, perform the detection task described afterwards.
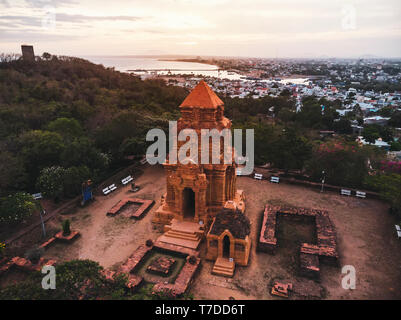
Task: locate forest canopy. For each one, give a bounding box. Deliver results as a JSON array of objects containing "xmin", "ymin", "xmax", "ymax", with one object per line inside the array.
[{"xmin": 0, "ymin": 55, "xmax": 187, "ymax": 197}]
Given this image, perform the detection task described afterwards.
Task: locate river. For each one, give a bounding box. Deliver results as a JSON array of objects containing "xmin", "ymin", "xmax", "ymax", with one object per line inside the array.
[{"xmin": 82, "ymin": 55, "xmax": 309, "ymax": 84}]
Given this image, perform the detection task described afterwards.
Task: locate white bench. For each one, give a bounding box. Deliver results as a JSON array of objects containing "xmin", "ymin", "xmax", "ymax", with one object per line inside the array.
[
  {"xmin": 356, "ymin": 191, "xmax": 366, "ymax": 199},
  {"xmin": 102, "ymin": 184, "xmax": 117, "ymax": 196},
  {"xmin": 254, "ymin": 173, "xmax": 263, "ymax": 180},
  {"xmin": 341, "ymin": 189, "xmax": 351, "ymax": 196},
  {"xmin": 270, "ymin": 176, "xmax": 280, "ymax": 183},
  {"xmin": 32, "ymin": 193, "xmax": 43, "ymax": 200},
  {"xmin": 396, "ymin": 225, "xmax": 401, "ymax": 239},
  {"xmin": 121, "ymin": 175, "xmax": 133, "ymax": 185}
]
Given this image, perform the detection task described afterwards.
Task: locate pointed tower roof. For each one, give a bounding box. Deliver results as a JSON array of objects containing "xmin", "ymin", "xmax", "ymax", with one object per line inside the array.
[{"xmin": 180, "ymin": 80, "xmax": 224, "ymax": 109}]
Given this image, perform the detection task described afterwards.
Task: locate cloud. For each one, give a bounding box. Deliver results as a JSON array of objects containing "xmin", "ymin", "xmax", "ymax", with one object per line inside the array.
[
  {"xmin": 0, "ymin": 30, "xmax": 82, "ymax": 41},
  {"xmin": 24, "ymin": 0, "xmax": 77, "ymax": 7},
  {"xmin": 55, "ymin": 13, "xmax": 143, "ymax": 23},
  {"xmin": 0, "ymin": 0, "xmax": 400, "ymax": 57},
  {"xmin": 0, "ymin": 13, "xmax": 143, "ymax": 26},
  {"xmin": 0, "ymin": 15, "xmax": 41, "ymax": 28}
]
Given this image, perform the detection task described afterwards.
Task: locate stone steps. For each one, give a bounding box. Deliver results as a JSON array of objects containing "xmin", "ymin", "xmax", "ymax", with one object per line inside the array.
[
  {"xmin": 165, "ymin": 230, "xmax": 200, "ymax": 241},
  {"xmin": 157, "ymin": 235, "xmax": 201, "ymax": 250},
  {"xmin": 212, "ymin": 257, "xmax": 235, "ymax": 277},
  {"xmin": 158, "ymin": 219, "xmax": 204, "ymax": 250}
]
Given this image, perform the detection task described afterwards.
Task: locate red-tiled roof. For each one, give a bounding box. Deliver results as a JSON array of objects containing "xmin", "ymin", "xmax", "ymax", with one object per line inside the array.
[{"xmin": 180, "ymin": 80, "xmax": 224, "ymax": 109}]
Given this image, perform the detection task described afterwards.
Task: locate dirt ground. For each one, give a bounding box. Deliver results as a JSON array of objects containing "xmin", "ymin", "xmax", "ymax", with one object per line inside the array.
[
  {"xmin": 193, "ymin": 176, "xmax": 401, "ymax": 300},
  {"xmin": 38, "ymin": 165, "xmax": 401, "ymax": 300},
  {"xmin": 42, "ymin": 165, "xmax": 166, "ymax": 270}
]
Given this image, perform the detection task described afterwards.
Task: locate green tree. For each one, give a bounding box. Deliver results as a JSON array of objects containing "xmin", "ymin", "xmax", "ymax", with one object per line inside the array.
[
  {"xmin": 0, "ymin": 259, "xmax": 193, "ymax": 300},
  {"xmin": 389, "ymin": 111, "xmax": 401, "ymax": 128},
  {"xmin": 60, "ymin": 137, "xmax": 109, "ymax": 171},
  {"xmin": 42, "ymin": 52, "xmax": 51, "ymax": 61},
  {"xmin": 36, "ymin": 166, "xmax": 66, "ymax": 200},
  {"xmin": 62, "ymin": 219, "xmax": 71, "ymax": 236},
  {"xmin": 19, "ymin": 130, "xmax": 65, "ymax": 185},
  {"xmin": 390, "ymin": 141, "xmax": 401, "ymax": 151},
  {"xmin": 47, "ymin": 117, "xmax": 83, "ymax": 139},
  {"xmin": 363, "ymin": 125, "xmax": 380, "ymax": 143},
  {"xmin": 0, "ymin": 192, "xmax": 38, "ymax": 226},
  {"xmin": 63, "ymin": 166, "xmax": 91, "ymax": 197},
  {"xmin": 333, "ymin": 118, "xmax": 352, "ymax": 134},
  {"xmin": 0, "ymin": 260, "xmax": 109, "ymax": 300},
  {"xmin": 305, "ymin": 141, "xmax": 370, "ymax": 188},
  {"xmin": 0, "ymin": 151, "xmax": 27, "ymax": 196},
  {"xmin": 270, "ymin": 127, "xmax": 312, "ymax": 171},
  {"xmin": 363, "ymin": 124, "xmax": 393, "ymax": 143},
  {"xmin": 378, "ymin": 106, "xmax": 394, "ymax": 117},
  {"xmin": 365, "ymin": 174, "xmax": 401, "ymax": 219},
  {"xmin": 296, "ymin": 99, "xmax": 323, "ymax": 129},
  {"xmin": 250, "ymin": 123, "xmax": 278, "ymax": 165},
  {"xmin": 119, "ymin": 137, "xmax": 146, "ymax": 158}
]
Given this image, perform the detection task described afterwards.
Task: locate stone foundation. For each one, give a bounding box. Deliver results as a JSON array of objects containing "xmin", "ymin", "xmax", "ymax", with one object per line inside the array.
[
  {"xmin": 114, "ymin": 241, "xmax": 200, "ymax": 296},
  {"xmin": 107, "ymin": 198, "xmax": 154, "ymax": 219},
  {"xmin": 258, "ymin": 205, "xmax": 339, "ymax": 279},
  {"xmin": 0, "ymin": 257, "xmax": 57, "ymax": 275}
]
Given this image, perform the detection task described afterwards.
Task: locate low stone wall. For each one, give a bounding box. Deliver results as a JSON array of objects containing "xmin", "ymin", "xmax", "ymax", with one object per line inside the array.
[
  {"xmin": 119, "ymin": 244, "xmax": 152, "ymax": 274},
  {"xmin": 107, "ymin": 198, "xmax": 154, "ymax": 219},
  {"xmin": 40, "ymin": 230, "xmax": 80, "ymax": 250},
  {"xmin": 114, "ymin": 241, "xmax": 200, "ymax": 296},
  {"xmin": 0, "ymin": 256, "xmax": 57, "ymax": 275},
  {"xmin": 152, "ymin": 255, "xmax": 200, "ymax": 297},
  {"xmin": 258, "ymin": 204, "xmax": 339, "ymax": 279}
]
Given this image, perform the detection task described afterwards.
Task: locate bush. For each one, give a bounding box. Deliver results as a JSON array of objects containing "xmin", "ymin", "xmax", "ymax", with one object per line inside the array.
[
  {"xmin": 24, "ymin": 247, "xmax": 44, "ymax": 264},
  {"xmin": 0, "ymin": 259, "xmax": 195, "ymax": 300},
  {"xmin": 0, "ymin": 192, "xmax": 38, "ymax": 226},
  {"xmin": 62, "ymin": 219, "xmax": 71, "ymax": 236}
]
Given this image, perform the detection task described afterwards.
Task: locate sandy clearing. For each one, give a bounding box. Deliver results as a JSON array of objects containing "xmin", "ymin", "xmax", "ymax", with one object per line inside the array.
[{"xmin": 43, "ymin": 166, "xmax": 401, "ymax": 299}]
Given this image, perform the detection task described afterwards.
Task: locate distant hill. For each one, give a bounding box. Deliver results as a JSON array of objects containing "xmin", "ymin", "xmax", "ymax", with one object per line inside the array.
[{"xmin": 0, "ymin": 54, "xmax": 187, "ymax": 196}]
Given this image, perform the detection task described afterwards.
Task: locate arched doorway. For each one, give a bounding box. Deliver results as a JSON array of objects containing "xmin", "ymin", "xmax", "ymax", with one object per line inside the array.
[
  {"xmin": 223, "ymin": 235, "xmax": 230, "ymax": 258},
  {"xmin": 182, "ymin": 188, "xmax": 195, "ymax": 220}
]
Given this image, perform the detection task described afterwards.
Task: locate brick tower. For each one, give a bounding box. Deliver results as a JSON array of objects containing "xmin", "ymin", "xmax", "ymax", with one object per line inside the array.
[
  {"xmin": 21, "ymin": 45, "xmax": 35, "ymax": 61},
  {"xmin": 153, "ymin": 80, "xmax": 245, "ymax": 232}
]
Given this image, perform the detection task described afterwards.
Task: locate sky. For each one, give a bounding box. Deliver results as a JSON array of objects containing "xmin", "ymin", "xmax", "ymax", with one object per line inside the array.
[{"xmin": 0, "ymin": 0, "xmax": 401, "ymax": 58}]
